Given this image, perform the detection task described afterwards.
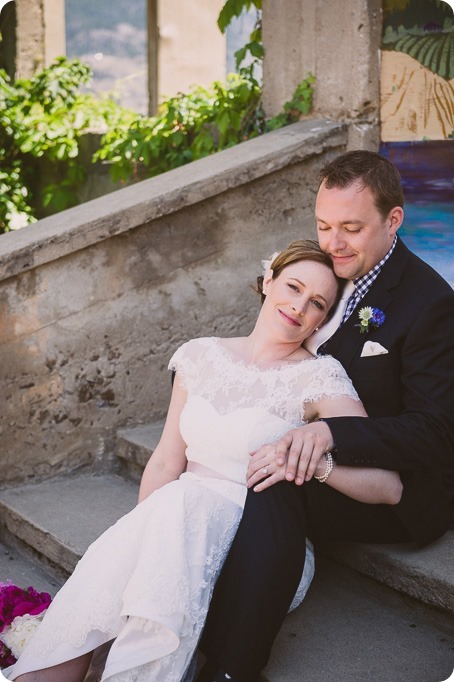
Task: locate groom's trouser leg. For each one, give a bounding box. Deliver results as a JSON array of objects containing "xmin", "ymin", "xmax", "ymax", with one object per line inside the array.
[
  {"xmin": 199, "ymin": 480, "xmax": 412, "ymax": 681},
  {"xmin": 199, "ymin": 481, "xmax": 307, "ymax": 682}
]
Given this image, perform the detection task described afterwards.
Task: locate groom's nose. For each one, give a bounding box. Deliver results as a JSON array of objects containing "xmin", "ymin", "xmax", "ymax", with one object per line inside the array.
[{"xmin": 327, "ymin": 228, "xmax": 347, "ymax": 252}]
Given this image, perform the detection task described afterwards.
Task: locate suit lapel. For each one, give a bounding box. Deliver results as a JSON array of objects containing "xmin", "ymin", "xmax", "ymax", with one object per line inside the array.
[{"xmin": 323, "ymin": 237, "xmax": 410, "ymax": 371}]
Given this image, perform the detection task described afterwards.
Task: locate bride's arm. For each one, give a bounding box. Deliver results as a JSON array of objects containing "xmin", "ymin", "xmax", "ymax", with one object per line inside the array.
[
  {"xmin": 138, "ymin": 373, "xmax": 188, "ymax": 503},
  {"xmin": 248, "ymin": 395, "xmax": 403, "ymax": 505},
  {"xmin": 310, "ymin": 395, "xmax": 403, "ymax": 505}
]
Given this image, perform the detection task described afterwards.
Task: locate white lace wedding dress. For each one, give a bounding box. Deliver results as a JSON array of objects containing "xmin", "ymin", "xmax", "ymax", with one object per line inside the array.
[{"xmin": 5, "ymin": 337, "xmax": 358, "ymax": 682}]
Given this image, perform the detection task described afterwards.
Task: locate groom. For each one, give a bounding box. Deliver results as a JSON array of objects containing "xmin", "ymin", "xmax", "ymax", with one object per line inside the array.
[{"xmin": 197, "ymin": 150, "xmax": 454, "ymax": 681}]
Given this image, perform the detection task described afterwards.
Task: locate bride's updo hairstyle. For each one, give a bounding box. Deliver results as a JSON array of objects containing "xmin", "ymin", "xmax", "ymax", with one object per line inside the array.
[{"xmin": 256, "ymin": 239, "xmax": 344, "ymax": 319}]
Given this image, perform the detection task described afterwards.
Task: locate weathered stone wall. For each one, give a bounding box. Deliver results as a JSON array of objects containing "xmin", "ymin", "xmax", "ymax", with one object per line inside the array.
[
  {"xmin": 14, "ymin": 0, "xmax": 65, "ymax": 79},
  {"xmin": 262, "ymin": 0, "xmax": 383, "ymax": 150},
  {"xmin": 0, "ymin": 119, "xmax": 346, "ymax": 485}
]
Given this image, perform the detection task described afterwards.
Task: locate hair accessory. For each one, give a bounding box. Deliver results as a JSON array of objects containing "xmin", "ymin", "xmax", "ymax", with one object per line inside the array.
[{"xmin": 261, "ymin": 251, "xmax": 280, "ymax": 277}]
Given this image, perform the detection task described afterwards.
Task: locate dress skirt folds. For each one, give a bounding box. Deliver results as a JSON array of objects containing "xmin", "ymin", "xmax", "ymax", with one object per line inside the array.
[{"xmin": 5, "ymin": 473, "xmax": 246, "ymax": 682}]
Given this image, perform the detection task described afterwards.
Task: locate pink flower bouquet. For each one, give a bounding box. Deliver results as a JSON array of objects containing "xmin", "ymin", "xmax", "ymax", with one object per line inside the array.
[{"xmin": 0, "ymin": 582, "xmax": 52, "ymax": 668}]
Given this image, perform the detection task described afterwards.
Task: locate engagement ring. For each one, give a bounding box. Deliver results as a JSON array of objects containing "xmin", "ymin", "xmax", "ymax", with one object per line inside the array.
[{"xmin": 262, "ymin": 467, "xmax": 268, "ymax": 475}]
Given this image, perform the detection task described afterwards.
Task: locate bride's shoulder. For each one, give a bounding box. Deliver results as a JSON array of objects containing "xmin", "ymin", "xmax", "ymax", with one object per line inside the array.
[{"xmin": 171, "ymin": 336, "xmax": 220, "ymax": 358}]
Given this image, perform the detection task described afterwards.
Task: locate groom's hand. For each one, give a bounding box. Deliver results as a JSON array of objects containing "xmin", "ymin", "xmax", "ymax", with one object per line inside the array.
[
  {"xmin": 247, "ymin": 422, "xmax": 334, "ymax": 491},
  {"xmin": 277, "ymin": 422, "xmax": 334, "ymax": 484}
]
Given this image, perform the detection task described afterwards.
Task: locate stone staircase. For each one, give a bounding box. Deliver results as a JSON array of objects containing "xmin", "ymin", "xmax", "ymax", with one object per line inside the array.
[{"xmin": 0, "ymin": 423, "xmax": 453, "ymax": 681}]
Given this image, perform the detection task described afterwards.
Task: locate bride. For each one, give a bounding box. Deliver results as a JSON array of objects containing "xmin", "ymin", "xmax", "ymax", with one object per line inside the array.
[{"xmin": 6, "ymin": 240, "xmax": 402, "ymax": 682}]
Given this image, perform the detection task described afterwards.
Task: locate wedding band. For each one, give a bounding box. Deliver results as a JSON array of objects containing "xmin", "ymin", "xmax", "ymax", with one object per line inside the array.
[{"xmin": 262, "ymin": 467, "xmax": 268, "ymax": 475}]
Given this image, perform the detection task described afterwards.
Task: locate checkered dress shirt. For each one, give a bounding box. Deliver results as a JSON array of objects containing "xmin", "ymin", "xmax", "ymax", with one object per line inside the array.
[{"xmin": 341, "ymin": 236, "xmax": 397, "ymax": 325}]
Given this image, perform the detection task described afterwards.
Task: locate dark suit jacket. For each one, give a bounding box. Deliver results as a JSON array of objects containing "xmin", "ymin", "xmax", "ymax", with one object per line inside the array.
[{"xmin": 322, "ymin": 237, "xmax": 454, "ymax": 546}]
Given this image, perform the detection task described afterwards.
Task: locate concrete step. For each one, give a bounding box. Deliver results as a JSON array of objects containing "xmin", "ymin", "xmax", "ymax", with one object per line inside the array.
[
  {"xmin": 320, "ymin": 532, "xmax": 454, "ymax": 616},
  {"xmin": 0, "ymin": 540, "xmax": 63, "ymax": 596},
  {"xmin": 0, "ymin": 473, "xmax": 138, "ymax": 576},
  {"xmin": 116, "ymin": 422, "xmax": 454, "ymax": 618},
  {"xmin": 116, "ymin": 421, "xmax": 165, "ymax": 481}
]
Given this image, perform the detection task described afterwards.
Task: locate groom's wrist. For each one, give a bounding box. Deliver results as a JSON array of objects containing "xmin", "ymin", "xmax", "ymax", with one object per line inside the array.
[{"xmin": 317, "ymin": 418, "xmax": 338, "ymax": 461}]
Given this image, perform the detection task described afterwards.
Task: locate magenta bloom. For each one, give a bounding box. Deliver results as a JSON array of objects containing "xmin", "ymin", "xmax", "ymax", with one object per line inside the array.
[
  {"xmin": 0, "ymin": 582, "xmax": 51, "ymax": 634},
  {"xmin": 0, "ymin": 639, "xmax": 16, "ymax": 667}
]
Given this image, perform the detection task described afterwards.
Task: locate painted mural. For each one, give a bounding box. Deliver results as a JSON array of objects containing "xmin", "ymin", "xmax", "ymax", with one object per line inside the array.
[
  {"xmin": 381, "ymin": 0, "xmax": 453, "ymax": 141},
  {"xmin": 379, "ymin": 1, "xmax": 453, "ymax": 286}
]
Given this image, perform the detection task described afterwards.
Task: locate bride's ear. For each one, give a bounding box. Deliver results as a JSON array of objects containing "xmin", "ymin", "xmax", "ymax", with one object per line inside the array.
[{"xmin": 262, "ymin": 269, "xmax": 274, "ymax": 295}]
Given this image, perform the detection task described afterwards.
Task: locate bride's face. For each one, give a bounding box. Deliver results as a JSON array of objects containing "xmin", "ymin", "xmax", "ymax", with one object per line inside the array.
[{"xmin": 262, "ymin": 259, "xmax": 338, "ymax": 342}]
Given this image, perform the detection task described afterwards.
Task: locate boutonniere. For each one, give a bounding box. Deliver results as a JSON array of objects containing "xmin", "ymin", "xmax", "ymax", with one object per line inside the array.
[{"xmin": 357, "ymin": 307, "xmax": 386, "ymax": 334}]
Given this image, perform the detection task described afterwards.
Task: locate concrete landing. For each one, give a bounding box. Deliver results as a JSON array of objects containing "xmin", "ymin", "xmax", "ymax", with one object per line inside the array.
[{"xmin": 264, "ymin": 556, "xmax": 454, "ymax": 682}]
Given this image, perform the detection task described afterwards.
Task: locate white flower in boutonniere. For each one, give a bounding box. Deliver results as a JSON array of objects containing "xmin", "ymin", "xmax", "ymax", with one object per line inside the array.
[{"xmin": 357, "ymin": 307, "xmax": 386, "ymax": 334}]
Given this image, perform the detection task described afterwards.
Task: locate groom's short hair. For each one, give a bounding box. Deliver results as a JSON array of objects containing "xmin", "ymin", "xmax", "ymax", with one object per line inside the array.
[{"xmin": 318, "ymin": 150, "xmax": 405, "ymax": 220}]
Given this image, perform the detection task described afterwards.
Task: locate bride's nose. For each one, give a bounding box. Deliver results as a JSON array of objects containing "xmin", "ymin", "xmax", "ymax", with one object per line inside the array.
[{"xmin": 292, "ymin": 298, "xmax": 307, "ymax": 316}]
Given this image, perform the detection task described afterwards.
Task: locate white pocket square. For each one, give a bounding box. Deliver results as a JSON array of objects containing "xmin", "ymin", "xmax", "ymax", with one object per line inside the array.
[{"xmin": 361, "ymin": 341, "xmax": 388, "ymax": 357}]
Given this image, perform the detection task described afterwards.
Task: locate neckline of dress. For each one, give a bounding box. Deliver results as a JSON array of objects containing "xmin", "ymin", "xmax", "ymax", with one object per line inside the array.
[{"xmin": 210, "ymin": 337, "xmax": 318, "ymax": 373}]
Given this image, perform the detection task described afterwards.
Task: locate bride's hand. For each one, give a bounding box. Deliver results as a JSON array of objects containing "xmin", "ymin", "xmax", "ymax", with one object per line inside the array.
[{"xmin": 246, "ymin": 444, "xmax": 287, "ymax": 492}]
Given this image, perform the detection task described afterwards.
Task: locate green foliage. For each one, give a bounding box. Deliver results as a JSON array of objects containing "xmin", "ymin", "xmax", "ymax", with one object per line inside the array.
[
  {"xmin": 265, "ymin": 74, "xmax": 316, "ymax": 131},
  {"xmin": 0, "ymin": 57, "xmax": 135, "ymax": 233},
  {"xmin": 95, "ymin": 74, "xmax": 263, "ymax": 181},
  {"xmin": 218, "ymin": 0, "xmax": 263, "ymax": 80},
  {"xmin": 217, "ymin": 0, "xmax": 262, "ymax": 33},
  {"xmin": 1, "ymin": 8, "xmax": 316, "ymax": 234}
]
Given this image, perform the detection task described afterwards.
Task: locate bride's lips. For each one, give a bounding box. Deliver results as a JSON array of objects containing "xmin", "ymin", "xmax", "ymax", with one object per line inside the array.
[{"xmin": 278, "ymin": 309, "xmax": 301, "ymax": 326}]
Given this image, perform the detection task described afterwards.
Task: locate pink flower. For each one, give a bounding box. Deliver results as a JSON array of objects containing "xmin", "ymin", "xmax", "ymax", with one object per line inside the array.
[
  {"xmin": 0, "ymin": 639, "xmax": 16, "ymax": 667},
  {"xmin": 0, "ymin": 583, "xmax": 51, "ymax": 634}
]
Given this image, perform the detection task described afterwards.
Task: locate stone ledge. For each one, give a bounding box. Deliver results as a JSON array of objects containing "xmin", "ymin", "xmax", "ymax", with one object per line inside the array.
[
  {"xmin": 320, "ymin": 531, "xmax": 454, "ymax": 616},
  {"xmin": 0, "ymin": 118, "xmax": 346, "ymax": 282}
]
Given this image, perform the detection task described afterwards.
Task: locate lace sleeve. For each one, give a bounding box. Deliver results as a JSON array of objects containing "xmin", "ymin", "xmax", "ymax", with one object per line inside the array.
[
  {"xmin": 167, "ymin": 341, "xmax": 194, "ymax": 392},
  {"xmin": 302, "ymin": 356, "xmax": 359, "ymax": 407},
  {"xmin": 167, "ymin": 338, "xmax": 207, "ymax": 393}
]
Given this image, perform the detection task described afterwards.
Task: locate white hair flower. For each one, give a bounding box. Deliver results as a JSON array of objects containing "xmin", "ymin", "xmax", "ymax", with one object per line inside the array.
[{"xmin": 261, "ymin": 251, "xmax": 280, "ymax": 277}]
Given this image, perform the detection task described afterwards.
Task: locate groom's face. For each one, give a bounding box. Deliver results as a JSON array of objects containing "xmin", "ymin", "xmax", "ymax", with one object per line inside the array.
[{"xmin": 315, "ymin": 180, "xmax": 402, "ymax": 280}]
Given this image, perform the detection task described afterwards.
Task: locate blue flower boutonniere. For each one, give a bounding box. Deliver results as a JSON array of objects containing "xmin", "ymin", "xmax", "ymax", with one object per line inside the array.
[{"xmin": 357, "ymin": 307, "xmax": 386, "ymax": 334}]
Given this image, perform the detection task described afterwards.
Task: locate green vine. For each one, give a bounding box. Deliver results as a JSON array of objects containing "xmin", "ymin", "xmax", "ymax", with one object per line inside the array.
[
  {"xmin": 218, "ymin": 0, "xmax": 263, "ymax": 80},
  {"xmin": 0, "ymin": 2, "xmax": 316, "ymax": 234},
  {"xmin": 0, "ymin": 57, "xmax": 135, "ymax": 232}
]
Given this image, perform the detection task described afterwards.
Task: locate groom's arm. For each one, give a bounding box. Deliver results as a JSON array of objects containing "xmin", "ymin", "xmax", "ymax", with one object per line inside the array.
[{"xmin": 326, "ymin": 289, "xmax": 454, "ymax": 473}]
